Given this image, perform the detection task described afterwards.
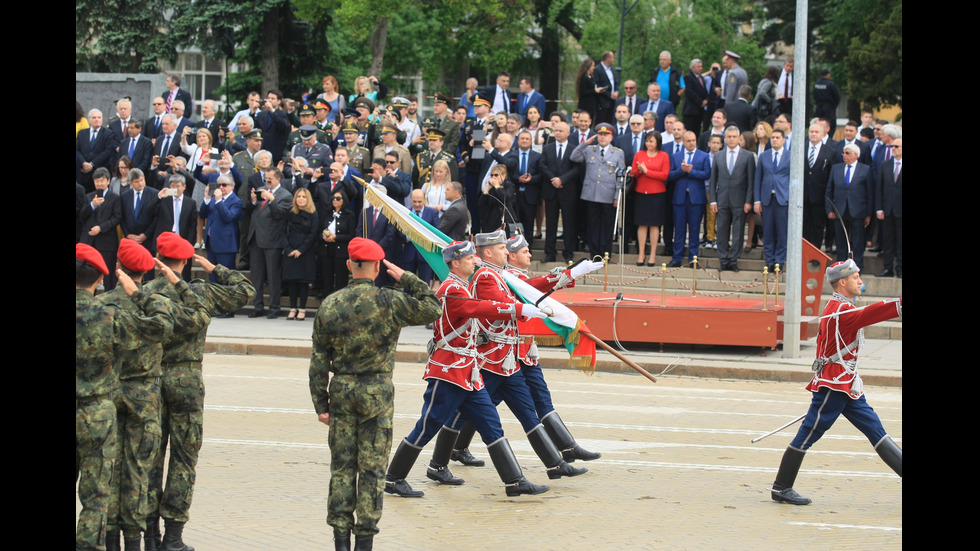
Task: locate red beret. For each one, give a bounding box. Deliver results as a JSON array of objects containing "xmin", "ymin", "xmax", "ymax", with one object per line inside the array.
[
  {"xmin": 76, "ymin": 243, "xmax": 108, "ymax": 275},
  {"xmin": 348, "ymin": 237, "xmax": 385, "ymax": 262},
  {"xmin": 117, "ymin": 238, "xmax": 155, "ymax": 272},
  {"xmin": 156, "ymin": 232, "xmax": 195, "ymax": 260}
]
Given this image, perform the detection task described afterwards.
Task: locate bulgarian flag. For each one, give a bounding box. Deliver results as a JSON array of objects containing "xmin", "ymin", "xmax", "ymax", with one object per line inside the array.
[{"xmin": 361, "ymin": 183, "xmax": 597, "ymax": 370}]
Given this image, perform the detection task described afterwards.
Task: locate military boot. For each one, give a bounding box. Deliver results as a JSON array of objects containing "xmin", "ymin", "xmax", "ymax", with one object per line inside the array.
[
  {"xmin": 450, "ymin": 421, "xmax": 485, "ymax": 466},
  {"xmin": 542, "ymin": 411, "xmax": 601, "ymax": 462},
  {"xmin": 333, "ymin": 530, "xmax": 351, "ymax": 551},
  {"xmin": 771, "ymin": 447, "xmax": 812, "ymax": 505},
  {"xmin": 144, "ymin": 515, "xmax": 161, "ymax": 551},
  {"xmin": 105, "ymin": 529, "xmax": 120, "ymax": 551},
  {"xmin": 384, "ymin": 440, "xmax": 424, "ymax": 497},
  {"xmin": 875, "ymin": 436, "xmax": 902, "ymax": 477},
  {"xmin": 427, "ymin": 428, "xmax": 464, "ymax": 485},
  {"xmin": 160, "ymin": 519, "xmax": 194, "ymax": 551},
  {"xmin": 487, "ymin": 437, "xmax": 550, "ymax": 497},
  {"xmin": 353, "ymin": 534, "xmax": 374, "ymax": 551},
  {"xmin": 527, "ymin": 423, "xmax": 588, "ymax": 479}
]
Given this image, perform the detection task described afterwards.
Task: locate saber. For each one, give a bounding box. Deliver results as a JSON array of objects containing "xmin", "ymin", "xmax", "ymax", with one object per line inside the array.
[
  {"xmin": 826, "ymin": 197, "xmax": 852, "ymax": 260},
  {"xmin": 751, "ymin": 414, "xmax": 805, "ymax": 444}
]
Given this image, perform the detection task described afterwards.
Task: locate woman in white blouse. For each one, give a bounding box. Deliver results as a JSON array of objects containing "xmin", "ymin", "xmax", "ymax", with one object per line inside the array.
[{"xmin": 421, "ymin": 159, "xmax": 453, "ymax": 218}]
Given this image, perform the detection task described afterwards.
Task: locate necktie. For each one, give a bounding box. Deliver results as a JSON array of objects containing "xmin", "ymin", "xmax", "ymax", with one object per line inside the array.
[
  {"xmin": 633, "ymin": 136, "xmax": 639, "ymax": 154},
  {"xmin": 557, "ymin": 144, "xmax": 563, "ymax": 161},
  {"xmin": 628, "ymin": 98, "xmax": 633, "ymax": 113},
  {"xmin": 773, "ymin": 151, "xmax": 779, "ymax": 168},
  {"xmin": 155, "ymin": 116, "xmax": 161, "ymax": 133},
  {"xmin": 521, "ymin": 152, "xmax": 527, "ymax": 175},
  {"xmin": 728, "ymin": 150, "xmax": 735, "ymax": 174},
  {"xmin": 845, "ymin": 164, "xmax": 852, "ymax": 187},
  {"xmin": 134, "ymin": 191, "xmax": 141, "ymax": 217},
  {"xmin": 686, "ymin": 152, "xmax": 693, "ymax": 164},
  {"xmin": 783, "ymin": 74, "xmax": 790, "ymax": 98},
  {"xmin": 161, "ymin": 135, "xmax": 171, "ymax": 157},
  {"xmin": 373, "ymin": 209, "xmax": 380, "ymax": 225},
  {"xmin": 894, "ymin": 160, "xmax": 901, "ymax": 180},
  {"xmin": 809, "ymin": 145, "xmax": 816, "ymax": 168},
  {"xmin": 173, "ymin": 198, "xmax": 181, "ymax": 232},
  {"xmin": 90, "ymin": 129, "xmax": 97, "ymax": 147},
  {"xmin": 885, "ymin": 146, "xmax": 892, "ymax": 161},
  {"xmin": 129, "ymin": 138, "xmax": 136, "ymax": 158},
  {"xmin": 600, "ymin": 148, "xmax": 605, "ymax": 160},
  {"xmin": 523, "ymin": 94, "xmax": 528, "ymax": 110}
]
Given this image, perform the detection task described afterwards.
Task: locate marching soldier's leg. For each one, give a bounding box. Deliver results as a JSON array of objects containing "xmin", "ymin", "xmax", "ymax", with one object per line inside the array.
[
  {"xmin": 874, "ymin": 436, "xmax": 902, "ymax": 477},
  {"xmin": 487, "ymin": 437, "xmax": 550, "ymax": 497},
  {"xmin": 541, "ymin": 410, "xmax": 601, "ymax": 462},
  {"xmin": 384, "ymin": 440, "xmax": 424, "ymax": 497},
  {"xmin": 427, "ymin": 427, "xmax": 464, "ymax": 485},
  {"xmin": 771, "ymin": 447, "xmax": 811, "ymax": 505},
  {"xmin": 526, "ymin": 423, "xmax": 588, "ymax": 480},
  {"xmin": 450, "ymin": 421, "xmax": 484, "ymax": 467}
]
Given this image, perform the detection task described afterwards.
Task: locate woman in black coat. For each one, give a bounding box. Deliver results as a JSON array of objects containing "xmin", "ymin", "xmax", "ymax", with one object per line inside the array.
[
  {"xmin": 317, "ymin": 188, "xmax": 355, "ymax": 298},
  {"xmin": 576, "ymin": 58, "xmax": 599, "ymax": 123},
  {"xmin": 282, "ymin": 188, "xmax": 319, "ymax": 320}
]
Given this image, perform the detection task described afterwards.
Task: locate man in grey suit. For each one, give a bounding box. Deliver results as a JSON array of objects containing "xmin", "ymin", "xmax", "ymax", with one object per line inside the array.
[
  {"xmin": 438, "ymin": 181, "xmax": 470, "ymax": 242},
  {"xmin": 571, "ymin": 123, "xmax": 626, "ymax": 258},
  {"xmin": 245, "ymin": 167, "xmax": 293, "ymax": 318},
  {"xmin": 710, "ymin": 126, "xmax": 755, "ymax": 271}
]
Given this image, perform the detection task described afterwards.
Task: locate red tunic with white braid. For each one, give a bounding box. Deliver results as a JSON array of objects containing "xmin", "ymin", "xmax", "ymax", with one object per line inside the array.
[
  {"xmin": 425, "ymin": 273, "xmax": 527, "ymax": 390},
  {"xmin": 807, "ymin": 295, "xmax": 902, "ymax": 399},
  {"xmin": 469, "ymin": 262, "xmax": 528, "ymax": 376},
  {"xmin": 506, "ymin": 265, "xmax": 576, "ymax": 366}
]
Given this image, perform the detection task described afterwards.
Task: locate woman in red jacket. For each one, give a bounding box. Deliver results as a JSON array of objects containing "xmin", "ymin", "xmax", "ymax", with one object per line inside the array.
[{"xmin": 631, "ymin": 131, "xmax": 670, "ymax": 265}]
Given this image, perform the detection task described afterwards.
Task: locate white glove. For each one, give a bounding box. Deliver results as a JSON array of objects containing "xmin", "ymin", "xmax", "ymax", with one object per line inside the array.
[
  {"xmin": 570, "ymin": 260, "xmax": 605, "ymax": 279},
  {"xmin": 520, "ymin": 304, "xmax": 549, "ymax": 319}
]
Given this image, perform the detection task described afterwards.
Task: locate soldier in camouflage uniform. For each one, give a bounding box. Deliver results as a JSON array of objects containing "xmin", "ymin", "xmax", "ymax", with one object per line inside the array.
[
  {"xmin": 100, "ymin": 240, "xmax": 210, "ymax": 551},
  {"xmin": 309, "ymin": 237, "xmax": 440, "ymax": 551},
  {"xmin": 77, "ymin": 243, "xmax": 175, "ymax": 551},
  {"xmin": 144, "ymin": 232, "xmax": 256, "ymax": 551}
]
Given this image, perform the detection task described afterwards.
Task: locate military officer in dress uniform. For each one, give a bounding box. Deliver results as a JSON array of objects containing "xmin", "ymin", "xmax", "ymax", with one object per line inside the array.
[
  {"xmin": 384, "ymin": 240, "xmax": 552, "ymax": 500},
  {"xmin": 313, "ymin": 98, "xmax": 337, "ymax": 142},
  {"xmin": 391, "ymin": 96, "xmax": 420, "ymax": 150},
  {"xmin": 570, "ymin": 123, "xmax": 626, "ymax": 258},
  {"xmin": 285, "ymin": 104, "xmax": 332, "ymax": 156},
  {"xmin": 339, "ymin": 120, "xmax": 372, "ymax": 175},
  {"xmin": 770, "ymin": 259, "xmax": 903, "ymax": 505},
  {"xmin": 309, "ymin": 238, "xmax": 440, "ymax": 551},
  {"xmin": 287, "ymin": 125, "xmax": 334, "ymax": 181},
  {"xmin": 412, "ymin": 128, "xmax": 458, "ymax": 189}
]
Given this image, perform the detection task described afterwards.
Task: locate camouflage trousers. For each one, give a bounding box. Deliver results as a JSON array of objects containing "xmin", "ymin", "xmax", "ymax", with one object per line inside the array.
[
  {"xmin": 76, "ymin": 396, "xmax": 117, "ymax": 551},
  {"xmin": 327, "ymin": 373, "xmax": 394, "ymax": 536},
  {"xmin": 107, "ymin": 378, "xmax": 162, "ymax": 537},
  {"xmin": 149, "ymin": 363, "xmax": 204, "ymax": 523}
]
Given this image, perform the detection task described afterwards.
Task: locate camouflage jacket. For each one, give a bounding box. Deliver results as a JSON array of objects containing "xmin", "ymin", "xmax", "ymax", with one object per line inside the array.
[
  {"xmin": 143, "ymin": 265, "xmax": 255, "ymax": 364},
  {"xmin": 76, "ymin": 289, "xmax": 174, "ymax": 399},
  {"xmin": 99, "ymin": 280, "xmax": 206, "ymax": 380},
  {"xmin": 309, "ymin": 272, "xmax": 441, "ymax": 414}
]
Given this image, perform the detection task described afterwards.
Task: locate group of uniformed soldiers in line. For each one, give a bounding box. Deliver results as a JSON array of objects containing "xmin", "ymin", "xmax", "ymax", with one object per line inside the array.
[{"xmin": 76, "ymin": 234, "xmax": 255, "ymax": 551}]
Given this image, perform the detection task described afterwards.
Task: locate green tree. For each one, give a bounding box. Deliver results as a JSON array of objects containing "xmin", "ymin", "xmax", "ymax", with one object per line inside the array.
[{"xmin": 76, "ymin": 0, "xmax": 171, "ymax": 72}]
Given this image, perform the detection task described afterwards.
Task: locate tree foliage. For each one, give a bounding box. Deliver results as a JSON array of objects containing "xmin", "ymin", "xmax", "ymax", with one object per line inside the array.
[{"xmin": 844, "ymin": 2, "xmax": 901, "ymax": 109}]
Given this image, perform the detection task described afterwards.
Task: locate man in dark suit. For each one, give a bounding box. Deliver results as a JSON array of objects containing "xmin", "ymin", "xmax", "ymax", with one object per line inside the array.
[
  {"xmin": 196, "ymin": 100, "xmax": 225, "ymax": 149},
  {"xmin": 642, "ymin": 83, "xmax": 675, "ymax": 134},
  {"xmin": 143, "ymin": 97, "xmax": 169, "ymax": 142},
  {"xmin": 162, "ymin": 74, "xmax": 193, "ymax": 114},
  {"xmin": 357, "ymin": 182, "xmax": 401, "ymax": 287},
  {"xmin": 667, "ymin": 131, "xmax": 711, "ymax": 266},
  {"xmin": 78, "ymin": 168, "xmax": 122, "ymax": 289},
  {"xmin": 516, "ymin": 76, "xmax": 547, "ymax": 121},
  {"xmin": 119, "ymin": 168, "xmax": 160, "ymax": 260},
  {"xmin": 568, "ymin": 110, "xmax": 596, "ymax": 147},
  {"xmin": 169, "ymin": 100, "xmax": 195, "ymax": 138},
  {"xmin": 754, "ymin": 129, "xmax": 792, "ymax": 271},
  {"xmin": 827, "ymin": 144, "xmax": 875, "ymax": 270},
  {"xmin": 803, "ymin": 123, "xmax": 842, "ymax": 249},
  {"xmin": 834, "ymin": 121, "xmax": 871, "ymax": 166},
  {"xmin": 117, "ymin": 119, "xmax": 154, "ymax": 174},
  {"xmin": 439, "ymin": 181, "xmax": 470, "ymax": 242},
  {"xmin": 540, "ymin": 121, "xmax": 580, "ymax": 262},
  {"xmin": 874, "ymin": 138, "xmax": 902, "ymax": 277},
  {"xmin": 725, "ymin": 85, "xmax": 757, "ymax": 133},
  {"xmin": 257, "ymin": 89, "xmax": 291, "ymax": 163},
  {"xmin": 199, "ymin": 174, "xmax": 243, "ymax": 283},
  {"xmin": 153, "ymin": 174, "xmax": 199, "ymax": 280},
  {"xmin": 710, "ymin": 126, "xmax": 756, "ymax": 271},
  {"xmin": 511, "ymin": 130, "xmax": 543, "ymax": 245},
  {"xmin": 77, "ymin": 109, "xmax": 119, "ymax": 191},
  {"xmin": 403, "ymin": 189, "xmax": 441, "ymax": 284},
  {"xmin": 592, "ymin": 51, "xmax": 619, "ymax": 125},
  {"xmin": 106, "ymin": 98, "xmax": 133, "ymax": 142},
  {"xmin": 149, "ymin": 114, "xmax": 185, "ymax": 188},
  {"xmin": 482, "ymin": 72, "xmax": 514, "ymax": 115},
  {"xmin": 682, "ymin": 59, "xmax": 710, "ymax": 137},
  {"xmin": 245, "ymin": 167, "xmax": 293, "ymax": 318},
  {"xmin": 616, "ymin": 80, "xmax": 644, "ymax": 116}
]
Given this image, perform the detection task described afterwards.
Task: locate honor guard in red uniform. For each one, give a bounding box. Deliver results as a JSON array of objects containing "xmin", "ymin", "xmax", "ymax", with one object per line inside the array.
[
  {"xmin": 385, "ymin": 240, "xmax": 550, "ymax": 498},
  {"xmin": 445, "ymin": 230, "xmax": 588, "ymax": 480},
  {"xmin": 452, "ymin": 234, "xmax": 605, "ymax": 465},
  {"xmin": 771, "ymin": 259, "xmax": 903, "ymax": 505}
]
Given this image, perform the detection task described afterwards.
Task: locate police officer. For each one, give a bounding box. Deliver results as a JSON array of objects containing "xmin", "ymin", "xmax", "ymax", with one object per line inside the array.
[{"xmin": 309, "ymin": 238, "xmax": 441, "ymax": 551}]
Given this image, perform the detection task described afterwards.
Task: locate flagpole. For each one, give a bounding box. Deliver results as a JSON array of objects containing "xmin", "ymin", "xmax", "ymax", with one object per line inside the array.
[{"xmin": 582, "ymin": 332, "xmax": 657, "ymax": 383}]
